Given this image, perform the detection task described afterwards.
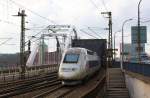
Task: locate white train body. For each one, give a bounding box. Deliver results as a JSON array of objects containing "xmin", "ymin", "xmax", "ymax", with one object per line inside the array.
[{"xmin": 58, "ymin": 47, "xmax": 101, "ymax": 85}]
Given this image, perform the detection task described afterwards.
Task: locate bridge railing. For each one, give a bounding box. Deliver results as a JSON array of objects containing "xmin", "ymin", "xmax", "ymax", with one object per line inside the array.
[
  {"xmin": 113, "ymin": 61, "xmax": 150, "ymax": 77},
  {"xmin": 0, "ymin": 64, "xmax": 58, "ymax": 83}
]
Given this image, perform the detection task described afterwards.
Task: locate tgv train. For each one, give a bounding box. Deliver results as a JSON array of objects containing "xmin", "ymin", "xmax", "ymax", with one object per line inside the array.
[{"xmin": 58, "ymin": 47, "xmax": 101, "ymax": 85}]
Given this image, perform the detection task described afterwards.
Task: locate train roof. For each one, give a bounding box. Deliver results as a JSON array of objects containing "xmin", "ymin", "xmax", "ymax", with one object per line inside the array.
[
  {"xmin": 72, "ymin": 39, "xmax": 106, "ymax": 57},
  {"xmin": 66, "ymin": 47, "xmax": 97, "ymax": 54},
  {"xmin": 67, "ymin": 47, "xmax": 94, "ymax": 52}
]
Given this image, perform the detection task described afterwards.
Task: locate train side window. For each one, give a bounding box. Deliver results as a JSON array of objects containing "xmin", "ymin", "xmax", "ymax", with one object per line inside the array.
[
  {"xmin": 87, "ymin": 50, "xmax": 94, "ymax": 55},
  {"xmin": 88, "ymin": 61, "xmax": 99, "ymax": 67}
]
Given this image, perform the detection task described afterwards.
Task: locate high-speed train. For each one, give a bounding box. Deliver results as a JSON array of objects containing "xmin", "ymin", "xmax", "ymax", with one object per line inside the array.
[{"xmin": 58, "ymin": 47, "xmax": 101, "ymax": 85}]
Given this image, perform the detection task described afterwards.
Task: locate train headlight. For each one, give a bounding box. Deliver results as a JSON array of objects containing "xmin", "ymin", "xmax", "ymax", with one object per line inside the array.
[
  {"xmin": 61, "ymin": 68, "xmax": 68, "ymax": 71},
  {"xmin": 61, "ymin": 68, "xmax": 77, "ymax": 71},
  {"xmin": 72, "ymin": 68, "xmax": 77, "ymax": 71},
  {"xmin": 61, "ymin": 68, "xmax": 65, "ymax": 70}
]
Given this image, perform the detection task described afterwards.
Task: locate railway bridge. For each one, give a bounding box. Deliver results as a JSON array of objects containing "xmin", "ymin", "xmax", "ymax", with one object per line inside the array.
[
  {"xmin": 0, "ymin": 62, "xmax": 150, "ymax": 98},
  {"xmin": 0, "ymin": 39, "xmax": 149, "ymax": 98}
]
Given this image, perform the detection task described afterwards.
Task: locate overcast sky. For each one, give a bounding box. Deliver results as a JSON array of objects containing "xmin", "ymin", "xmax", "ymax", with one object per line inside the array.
[{"xmin": 0, "ymin": 0, "xmax": 150, "ymax": 55}]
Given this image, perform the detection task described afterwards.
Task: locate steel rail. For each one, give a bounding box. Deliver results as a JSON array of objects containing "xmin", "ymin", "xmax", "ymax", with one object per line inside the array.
[
  {"xmin": 0, "ymin": 71, "xmax": 57, "ymax": 88},
  {"xmin": 0, "ymin": 78, "xmax": 60, "ymax": 97}
]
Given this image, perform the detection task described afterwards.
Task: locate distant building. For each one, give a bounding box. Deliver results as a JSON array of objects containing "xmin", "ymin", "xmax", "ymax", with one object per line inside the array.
[
  {"xmin": 130, "ymin": 44, "xmax": 145, "ymax": 60},
  {"xmin": 123, "ymin": 44, "xmax": 131, "ymax": 62},
  {"xmin": 122, "ymin": 43, "xmax": 149, "ymax": 63}
]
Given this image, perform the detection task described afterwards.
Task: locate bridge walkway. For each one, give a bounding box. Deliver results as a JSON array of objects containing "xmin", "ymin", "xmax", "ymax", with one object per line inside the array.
[{"xmin": 106, "ymin": 68, "xmax": 130, "ymax": 98}]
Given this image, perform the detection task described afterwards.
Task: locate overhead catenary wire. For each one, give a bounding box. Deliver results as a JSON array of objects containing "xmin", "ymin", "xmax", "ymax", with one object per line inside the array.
[
  {"xmin": 0, "ymin": 37, "xmax": 13, "ymax": 39},
  {"xmin": 80, "ymin": 29, "xmax": 99, "ymax": 39},
  {"xmin": 27, "ymin": 37, "xmax": 58, "ymax": 47},
  {"xmin": 88, "ymin": 0, "xmax": 108, "ymax": 30},
  {"xmin": 85, "ymin": 26, "xmax": 108, "ymax": 30},
  {"xmin": 25, "ymin": 29, "xmax": 58, "ymax": 45},
  {"xmin": 3, "ymin": 0, "xmax": 106, "ymax": 42},
  {"xmin": 26, "ymin": 24, "xmax": 48, "ymax": 29},
  {"xmin": 9, "ymin": 0, "xmax": 57, "ymax": 24},
  {"xmin": 26, "ymin": 25, "xmax": 51, "ymax": 42},
  {"xmin": 0, "ymin": 38, "xmax": 12, "ymax": 46},
  {"xmin": 8, "ymin": 0, "xmax": 105, "ymax": 41},
  {"xmin": 0, "ymin": 19, "xmax": 20, "ymax": 27},
  {"xmin": 141, "ymin": 19, "xmax": 150, "ymax": 23},
  {"xmin": 89, "ymin": 0, "xmax": 99, "ymax": 9},
  {"xmin": 100, "ymin": 0, "xmax": 108, "ymax": 11},
  {"xmin": 0, "ymin": 1, "xmax": 20, "ymax": 26},
  {"xmin": 0, "ymin": 0, "xmax": 56, "ymax": 26},
  {"xmin": 89, "ymin": 0, "xmax": 108, "ymax": 12},
  {"xmin": 88, "ymin": 27, "xmax": 103, "ymax": 39},
  {"xmin": 0, "ymin": 43, "xmax": 19, "ymax": 46}
]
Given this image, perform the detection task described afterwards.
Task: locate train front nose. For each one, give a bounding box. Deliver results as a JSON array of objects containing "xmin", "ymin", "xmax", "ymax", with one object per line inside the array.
[{"xmin": 58, "ymin": 67, "xmax": 81, "ymax": 80}]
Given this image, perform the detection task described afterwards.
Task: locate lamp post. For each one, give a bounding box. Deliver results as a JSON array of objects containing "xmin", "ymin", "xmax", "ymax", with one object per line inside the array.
[
  {"xmin": 113, "ymin": 30, "xmax": 121, "ymax": 60},
  {"xmin": 137, "ymin": 0, "xmax": 143, "ymax": 63},
  {"xmin": 121, "ymin": 19, "xmax": 133, "ymax": 70}
]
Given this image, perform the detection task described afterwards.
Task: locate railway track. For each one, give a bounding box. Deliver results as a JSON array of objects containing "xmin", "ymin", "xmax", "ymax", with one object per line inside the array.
[
  {"xmin": 0, "ymin": 80, "xmax": 61, "ymax": 98},
  {"xmin": 11, "ymin": 84, "xmax": 78, "ymax": 98},
  {"xmin": 32, "ymin": 85, "xmax": 76, "ymax": 98},
  {"xmin": 11, "ymin": 82, "xmax": 75, "ymax": 98},
  {"xmin": 0, "ymin": 71, "xmax": 57, "ymax": 89},
  {"xmin": 12, "ymin": 83, "xmax": 62, "ymax": 98},
  {"xmin": 31, "ymin": 69, "xmax": 106, "ymax": 98},
  {"xmin": 0, "ymin": 69, "xmax": 106, "ymax": 98},
  {"xmin": 0, "ymin": 71, "xmax": 59, "ymax": 98}
]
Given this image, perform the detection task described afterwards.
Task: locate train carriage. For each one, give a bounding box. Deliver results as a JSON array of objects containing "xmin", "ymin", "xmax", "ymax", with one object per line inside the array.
[{"xmin": 58, "ymin": 47, "xmax": 101, "ymax": 85}]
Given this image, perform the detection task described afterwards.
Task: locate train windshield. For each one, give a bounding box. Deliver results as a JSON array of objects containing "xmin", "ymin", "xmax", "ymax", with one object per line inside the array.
[{"xmin": 63, "ymin": 54, "xmax": 79, "ymax": 63}]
